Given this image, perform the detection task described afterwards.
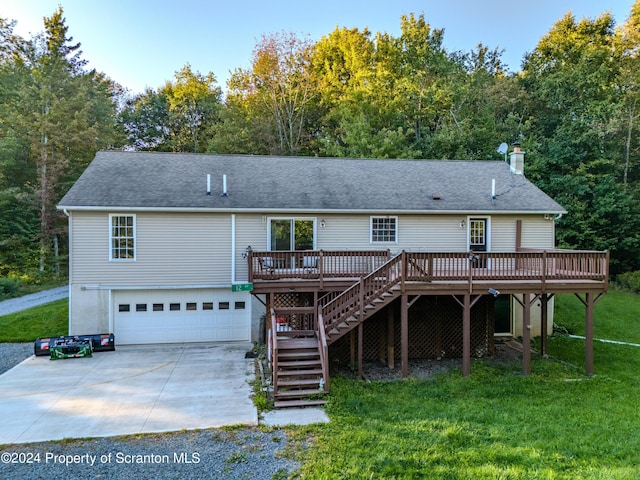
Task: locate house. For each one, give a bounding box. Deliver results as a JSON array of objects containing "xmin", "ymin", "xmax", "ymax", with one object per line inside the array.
[{"xmin": 58, "ymin": 148, "xmax": 609, "ymax": 407}]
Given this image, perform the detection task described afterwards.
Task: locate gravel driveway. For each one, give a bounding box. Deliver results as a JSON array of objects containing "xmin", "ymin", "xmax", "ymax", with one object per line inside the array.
[{"xmin": 0, "ymin": 344, "xmax": 304, "ymax": 479}]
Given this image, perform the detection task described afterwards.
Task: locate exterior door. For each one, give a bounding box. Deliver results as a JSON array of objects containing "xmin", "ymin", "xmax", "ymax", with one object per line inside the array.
[
  {"xmin": 270, "ymin": 219, "xmax": 314, "ymax": 251},
  {"xmin": 269, "ymin": 218, "xmax": 314, "ymax": 268},
  {"xmin": 494, "ymin": 296, "xmax": 512, "ymax": 335},
  {"xmin": 469, "ymin": 218, "xmax": 487, "ymax": 252},
  {"xmin": 469, "ymin": 218, "xmax": 488, "ymax": 268}
]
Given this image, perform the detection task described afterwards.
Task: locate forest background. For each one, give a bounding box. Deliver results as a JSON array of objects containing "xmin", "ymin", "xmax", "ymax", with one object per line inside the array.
[{"xmin": 1, "ymin": 3, "xmax": 639, "ymax": 289}]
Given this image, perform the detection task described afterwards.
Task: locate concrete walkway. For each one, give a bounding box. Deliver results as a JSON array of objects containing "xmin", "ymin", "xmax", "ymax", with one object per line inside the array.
[
  {"xmin": 0, "ymin": 342, "xmax": 258, "ymax": 445},
  {"xmin": 0, "ymin": 286, "xmax": 69, "ymax": 316}
]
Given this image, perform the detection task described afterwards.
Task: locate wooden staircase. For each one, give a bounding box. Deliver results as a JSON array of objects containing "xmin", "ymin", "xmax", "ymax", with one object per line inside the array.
[
  {"xmin": 320, "ymin": 253, "xmax": 404, "ymax": 347},
  {"xmin": 272, "ymin": 335, "xmax": 327, "ymax": 408},
  {"xmin": 325, "ymin": 285, "xmax": 400, "ymax": 345},
  {"xmin": 270, "ymin": 254, "xmax": 404, "ymax": 408}
]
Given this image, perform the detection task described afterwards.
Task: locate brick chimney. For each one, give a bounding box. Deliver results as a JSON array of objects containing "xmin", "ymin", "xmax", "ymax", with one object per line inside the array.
[{"xmin": 510, "ymin": 142, "xmax": 524, "ymax": 175}]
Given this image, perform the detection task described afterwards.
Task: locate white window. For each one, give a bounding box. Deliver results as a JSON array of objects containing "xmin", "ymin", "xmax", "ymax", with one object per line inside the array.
[
  {"xmin": 110, "ymin": 214, "xmax": 136, "ymax": 261},
  {"xmin": 371, "ymin": 217, "xmax": 397, "ymax": 243}
]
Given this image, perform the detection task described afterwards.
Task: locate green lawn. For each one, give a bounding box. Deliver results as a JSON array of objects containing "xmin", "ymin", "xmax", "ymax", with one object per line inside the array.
[
  {"xmin": 2, "ymin": 290, "xmax": 639, "ymax": 478},
  {"xmin": 293, "ymin": 291, "xmax": 640, "ymax": 479},
  {"xmin": 0, "ymin": 299, "xmax": 68, "ymax": 342}
]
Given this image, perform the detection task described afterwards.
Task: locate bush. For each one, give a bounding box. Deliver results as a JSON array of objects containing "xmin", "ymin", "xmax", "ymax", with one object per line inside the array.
[
  {"xmin": 0, "ymin": 277, "xmax": 19, "ymax": 299},
  {"xmin": 616, "ymin": 270, "xmax": 640, "ymax": 294}
]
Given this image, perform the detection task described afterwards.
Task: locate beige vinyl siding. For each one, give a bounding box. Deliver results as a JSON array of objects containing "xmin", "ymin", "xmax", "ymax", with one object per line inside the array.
[
  {"xmin": 491, "ymin": 215, "xmax": 555, "ymax": 251},
  {"xmin": 70, "ymin": 211, "xmax": 556, "ymax": 287},
  {"xmin": 491, "ymin": 216, "xmax": 518, "ymax": 252},
  {"xmin": 520, "ymin": 216, "xmax": 555, "ymax": 249},
  {"xmin": 71, "ymin": 211, "xmax": 232, "ymax": 285},
  {"xmin": 234, "ymin": 214, "xmax": 266, "ymax": 282},
  {"xmin": 252, "ymin": 213, "xmax": 469, "ymax": 254},
  {"xmin": 232, "ymin": 213, "xmax": 553, "ymax": 258}
]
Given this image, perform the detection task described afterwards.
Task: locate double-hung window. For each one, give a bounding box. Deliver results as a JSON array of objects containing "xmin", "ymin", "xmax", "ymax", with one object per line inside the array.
[
  {"xmin": 110, "ymin": 214, "xmax": 136, "ymax": 261},
  {"xmin": 371, "ymin": 216, "xmax": 397, "ymax": 243}
]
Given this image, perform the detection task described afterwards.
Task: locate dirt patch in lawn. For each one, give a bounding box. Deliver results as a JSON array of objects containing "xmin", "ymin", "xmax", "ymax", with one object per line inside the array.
[{"xmin": 336, "ymin": 339, "xmax": 530, "ymax": 381}]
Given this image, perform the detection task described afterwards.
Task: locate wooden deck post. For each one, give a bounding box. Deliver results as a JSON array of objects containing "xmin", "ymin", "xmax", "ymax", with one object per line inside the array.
[
  {"xmin": 267, "ymin": 292, "xmax": 274, "ymax": 338},
  {"xmin": 401, "ymin": 293, "xmax": 408, "ymax": 378},
  {"xmin": 358, "ymin": 323, "xmax": 364, "ymax": 379},
  {"xmin": 350, "ymin": 330, "xmax": 356, "ymax": 370},
  {"xmin": 387, "ymin": 307, "xmax": 395, "ymax": 369},
  {"xmin": 522, "ymin": 293, "xmax": 531, "ymax": 375},
  {"xmin": 540, "ymin": 293, "xmax": 548, "ymax": 356},
  {"xmin": 585, "ymin": 292, "xmax": 594, "ymax": 375},
  {"xmin": 463, "ymin": 293, "xmax": 471, "ymax": 376}
]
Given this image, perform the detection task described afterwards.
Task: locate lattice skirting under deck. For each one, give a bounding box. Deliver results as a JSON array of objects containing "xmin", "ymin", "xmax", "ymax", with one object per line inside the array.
[{"xmin": 329, "ymin": 295, "xmax": 495, "ymax": 366}]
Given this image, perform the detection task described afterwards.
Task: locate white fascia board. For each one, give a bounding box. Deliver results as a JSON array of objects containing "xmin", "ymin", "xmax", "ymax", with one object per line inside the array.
[{"xmin": 58, "ymin": 205, "xmax": 567, "ymax": 215}]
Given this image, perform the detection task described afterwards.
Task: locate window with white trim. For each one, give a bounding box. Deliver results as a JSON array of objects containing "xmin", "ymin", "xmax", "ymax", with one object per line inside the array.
[
  {"xmin": 110, "ymin": 214, "xmax": 136, "ymax": 260},
  {"xmin": 371, "ymin": 217, "xmax": 397, "ymax": 243}
]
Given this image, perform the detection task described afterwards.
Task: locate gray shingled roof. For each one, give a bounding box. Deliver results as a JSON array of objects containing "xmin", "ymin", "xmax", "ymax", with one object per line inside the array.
[{"xmin": 58, "ymin": 151, "xmax": 565, "ymax": 213}]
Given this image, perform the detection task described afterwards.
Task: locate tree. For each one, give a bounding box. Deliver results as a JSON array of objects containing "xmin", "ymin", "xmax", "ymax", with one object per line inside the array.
[
  {"xmin": 163, "ymin": 64, "xmax": 221, "ymax": 152},
  {"xmin": 216, "ymin": 32, "xmax": 316, "ymax": 155},
  {"xmin": 394, "ymin": 12, "xmax": 456, "ymax": 151},
  {"xmin": 0, "ymin": 7, "xmax": 122, "ymax": 274},
  {"xmin": 522, "ymin": 12, "xmax": 620, "ymax": 175},
  {"xmin": 119, "ymin": 87, "xmax": 171, "ymax": 151},
  {"xmin": 521, "ymin": 10, "xmax": 640, "ymax": 273},
  {"xmin": 120, "ymin": 64, "xmax": 221, "ymax": 153},
  {"xmin": 614, "ymin": 0, "xmax": 640, "ymax": 186}
]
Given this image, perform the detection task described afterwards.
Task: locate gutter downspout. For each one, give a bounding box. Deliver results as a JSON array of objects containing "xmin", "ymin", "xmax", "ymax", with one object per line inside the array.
[
  {"xmin": 62, "ymin": 208, "xmax": 72, "ymax": 334},
  {"xmin": 231, "ymin": 214, "xmax": 236, "ymax": 283}
]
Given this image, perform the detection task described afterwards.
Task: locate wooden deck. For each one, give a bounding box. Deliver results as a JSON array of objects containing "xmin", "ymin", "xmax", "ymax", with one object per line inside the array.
[
  {"xmin": 254, "ymin": 249, "xmax": 609, "ymax": 405},
  {"xmin": 248, "ymin": 249, "xmax": 609, "ymax": 295}
]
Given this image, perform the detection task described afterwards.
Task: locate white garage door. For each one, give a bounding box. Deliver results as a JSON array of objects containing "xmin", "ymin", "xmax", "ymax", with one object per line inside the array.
[{"xmin": 113, "ymin": 289, "xmax": 251, "ymax": 345}]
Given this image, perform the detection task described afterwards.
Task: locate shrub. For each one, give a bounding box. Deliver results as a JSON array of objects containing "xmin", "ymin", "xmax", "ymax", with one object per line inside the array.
[
  {"xmin": 0, "ymin": 277, "xmax": 19, "ymax": 298},
  {"xmin": 616, "ymin": 270, "xmax": 640, "ymax": 294}
]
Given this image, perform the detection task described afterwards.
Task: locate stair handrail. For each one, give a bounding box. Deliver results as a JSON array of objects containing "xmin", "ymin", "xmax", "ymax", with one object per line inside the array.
[
  {"xmin": 320, "ymin": 253, "xmax": 403, "ymax": 336},
  {"xmin": 317, "ymin": 313, "xmax": 330, "ymax": 392},
  {"xmin": 270, "ymin": 307, "xmax": 279, "ymax": 394}
]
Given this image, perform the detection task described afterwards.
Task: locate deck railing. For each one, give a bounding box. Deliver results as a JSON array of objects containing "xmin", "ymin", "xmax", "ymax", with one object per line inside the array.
[
  {"xmin": 248, "ymin": 249, "xmax": 609, "ymax": 285},
  {"xmin": 248, "ymin": 249, "xmax": 391, "ymax": 282}
]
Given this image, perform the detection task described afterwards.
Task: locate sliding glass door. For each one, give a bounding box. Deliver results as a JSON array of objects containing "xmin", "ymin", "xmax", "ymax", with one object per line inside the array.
[{"xmin": 269, "ymin": 218, "xmax": 315, "ymax": 251}]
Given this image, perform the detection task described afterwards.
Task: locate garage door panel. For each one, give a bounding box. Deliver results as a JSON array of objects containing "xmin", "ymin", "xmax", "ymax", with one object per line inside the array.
[{"xmin": 114, "ymin": 289, "xmax": 250, "ymax": 345}]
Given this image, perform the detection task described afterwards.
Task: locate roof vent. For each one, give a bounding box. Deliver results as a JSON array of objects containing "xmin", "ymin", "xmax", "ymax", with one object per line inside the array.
[
  {"xmin": 206, "ymin": 174, "xmax": 211, "ymax": 195},
  {"xmin": 222, "ymin": 174, "xmax": 228, "ymax": 197},
  {"xmin": 432, "ymin": 193, "xmax": 441, "ymax": 200}
]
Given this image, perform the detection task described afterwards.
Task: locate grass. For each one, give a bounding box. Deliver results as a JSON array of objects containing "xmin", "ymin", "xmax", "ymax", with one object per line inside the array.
[
  {"xmin": 0, "ymin": 276, "xmax": 67, "ymax": 301},
  {"xmin": 2, "ymin": 288, "xmax": 639, "ymax": 477},
  {"xmin": 292, "ymin": 290, "xmax": 640, "ymax": 479},
  {"xmin": 0, "ymin": 299, "xmax": 68, "ymax": 342}
]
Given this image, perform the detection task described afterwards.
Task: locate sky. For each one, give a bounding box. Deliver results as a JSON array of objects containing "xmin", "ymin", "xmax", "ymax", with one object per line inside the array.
[{"xmin": 1, "ymin": 0, "xmax": 636, "ymax": 95}]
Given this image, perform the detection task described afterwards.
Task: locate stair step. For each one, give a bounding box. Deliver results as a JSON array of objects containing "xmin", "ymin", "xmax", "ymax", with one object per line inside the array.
[
  {"xmin": 278, "ymin": 378, "xmax": 322, "ymax": 387},
  {"xmin": 277, "ymin": 368, "xmax": 323, "ymax": 376},
  {"xmin": 275, "ymin": 388, "xmax": 326, "ymax": 398},
  {"xmin": 277, "ymin": 330, "xmax": 315, "ymax": 338},
  {"xmin": 278, "ymin": 359, "xmax": 322, "ymax": 368},
  {"xmin": 278, "ymin": 351, "xmax": 320, "ymax": 359},
  {"xmin": 278, "ymin": 338, "xmax": 317, "ymax": 349},
  {"xmin": 274, "ymin": 399, "xmax": 327, "ymax": 408}
]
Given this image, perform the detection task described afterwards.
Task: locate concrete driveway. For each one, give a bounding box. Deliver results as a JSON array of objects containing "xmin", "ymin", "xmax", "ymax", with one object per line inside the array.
[{"xmin": 0, "ymin": 342, "xmax": 258, "ymax": 445}]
